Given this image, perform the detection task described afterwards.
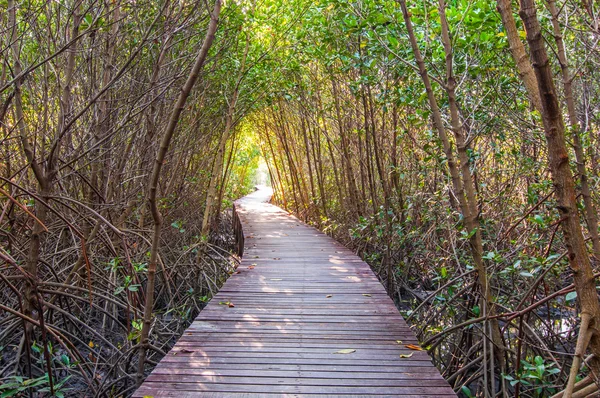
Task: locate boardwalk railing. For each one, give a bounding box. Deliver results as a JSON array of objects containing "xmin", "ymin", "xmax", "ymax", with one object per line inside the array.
[{"xmin": 232, "ymin": 204, "xmax": 244, "ymax": 257}]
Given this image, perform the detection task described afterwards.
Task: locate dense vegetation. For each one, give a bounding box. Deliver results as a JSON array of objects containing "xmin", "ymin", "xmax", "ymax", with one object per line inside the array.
[{"xmin": 1, "ymin": 0, "xmax": 599, "ymax": 397}]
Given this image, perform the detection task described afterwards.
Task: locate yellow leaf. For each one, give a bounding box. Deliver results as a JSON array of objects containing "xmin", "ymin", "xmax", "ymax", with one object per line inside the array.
[
  {"xmin": 334, "ymin": 349, "xmax": 356, "ymax": 354},
  {"xmin": 88, "ymin": 341, "xmax": 94, "ymax": 348},
  {"xmin": 362, "ymin": 294, "xmax": 371, "ymax": 297},
  {"xmin": 396, "ymin": 340, "xmax": 403, "ymax": 344},
  {"xmin": 399, "ymin": 353, "xmax": 413, "ymax": 358}
]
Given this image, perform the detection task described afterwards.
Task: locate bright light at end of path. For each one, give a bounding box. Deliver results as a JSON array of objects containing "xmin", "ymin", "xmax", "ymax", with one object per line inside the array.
[{"xmin": 255, "ymin": 157, "xmax": 269, "ymax": 186}]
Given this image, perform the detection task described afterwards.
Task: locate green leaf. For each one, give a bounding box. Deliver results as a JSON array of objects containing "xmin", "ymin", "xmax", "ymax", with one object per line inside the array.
[
  {"xmin": 461, "ymin": 386, "xmax": 473, "ymax": 397},
  {"xmin": 565, "ymin": 291, "xmax": 577, "ymax": 302},
  {"xmin": 60, "ymin": 354, "xmax": 70, "ymax": 366}
]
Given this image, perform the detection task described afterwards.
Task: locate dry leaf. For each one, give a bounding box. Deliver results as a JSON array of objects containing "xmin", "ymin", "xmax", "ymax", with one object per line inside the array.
[
  {"xmin": 334, "ymin": 349, "xmax": 356, "ymax": 354},
  {"xmin": 405, "ymin": 344, "xmax": 423, "ymax": 351},
  {"xmin": 88, "ymin": 341, "xmax": 95, "ymax": 348},
  {"xmin": 228, "ymin": 302, "xmax": 235, "ymax": 308},
  {"xmin": 362, "ymin": 294, "xmax": 372, "ymax": 297},
  {"xmin": 248, "ymin": 266, "xmax": 255, "ymax": 269},
  {"xmin": 396, "ymin": 340, "xmax": 403, "ymax": 344},
  {"xmin": 270, "ymin": 278, "xmax": 282, "ymax": 281},
  {"xmin": 179, "ymin": 349, "xmax": 194, "ymax": 354},
  {"xmin": 326, "ymin": 294, "xmax": 333, "ymax": 298},
  {"xmin": 399, "ymin": 353, "xmax": 413, "ymax": 358}
]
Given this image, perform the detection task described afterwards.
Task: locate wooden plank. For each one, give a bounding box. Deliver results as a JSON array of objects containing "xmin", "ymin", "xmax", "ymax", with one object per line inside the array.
[
  {"xmin": 135, "ymin": 383, "xmax": 456, "ymax": 395},
  {"xmin": 133, "ymin": 187, "xmax": 456, "ymax": 397}
]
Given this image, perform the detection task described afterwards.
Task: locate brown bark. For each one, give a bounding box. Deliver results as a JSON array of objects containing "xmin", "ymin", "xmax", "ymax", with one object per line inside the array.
[
  {"xmin": 546, "ymin": 0, "xmax": 600, "ymax": 260},
  {"xmin": 496, "ymin": 0, "xmax": 543, "ymax": 112},
  {"xmin": 519, "ymin": 0, "xmax": 600, "ymax": 387},
  {"xmin": 400, "ymin": 0, "xmax": 505, "ymax": 392},
  {"xmin": 9, "ymin": 0, "xmax": 49, "ymax": 346},
  {"xmin": 136, "ymin": 0, "xmax": 221, "ymax": 385},
  {"xmin": 202, "ymin": 32, "xmax": 250, "ymax": 236},
  {"xmin": 438, "ymin": 0, "xmax": 506, "ymax": 384},
  {"xmin": 331, "ymin": 77, "xmax": 360, "ymax": 216}
]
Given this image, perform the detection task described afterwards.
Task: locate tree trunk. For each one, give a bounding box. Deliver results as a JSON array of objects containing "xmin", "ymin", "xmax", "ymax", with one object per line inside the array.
[
  {"xmin": 519, "ymin": 0, "xmax": 600, "ymax": 388},
  {"xmin": 202, "ymin": 33, "xmax": 250, "ymax": 236},
  {"xmin": 496, "ymin": 0, "xmax": 542, "ymax": 112},
  {"xmin": 136, "ymin": 0, "xmax": 221, "ymax": 385},
  {"xmin": 546, "ymin": 0, "xmax": 600, "ymax": 260}
]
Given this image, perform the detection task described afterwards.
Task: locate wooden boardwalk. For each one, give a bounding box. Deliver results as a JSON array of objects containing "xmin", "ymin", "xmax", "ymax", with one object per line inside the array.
[{"xmin": 134, "ymin": 187, "xmax": 456, "ymax": 397}]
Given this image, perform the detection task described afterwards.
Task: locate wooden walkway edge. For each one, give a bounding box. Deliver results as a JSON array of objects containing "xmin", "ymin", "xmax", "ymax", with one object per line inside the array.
[{"xmin": 134, "ymin": 187, "xmax": 456, "ymax": 397}]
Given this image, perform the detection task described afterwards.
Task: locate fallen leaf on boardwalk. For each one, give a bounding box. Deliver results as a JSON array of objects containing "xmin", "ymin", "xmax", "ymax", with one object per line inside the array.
[
  {"xmin": 326, "ymin": 294, "xmax": 333, "ymax": 298},
  {"xmin": 179, "ymin": 349, "xmax": 194, "ymax": 354},
  {"xmin": 405, "ymin": 344, "xmax": 423, "ymax": 351},
  {"xmin": 362, "ymin": 294, "xmax": 372, "ymax": 297},
  {"xmin": 273, "ymin": 257, "xmax": 281, "ymax": 260},
  {"xmin": 395, "ymin": 340, "xmax": 403, "ymax": 344},
  {"xmin": 399, "ymin": 353, "xmax": 413, "ymax": 358},
  {"xmin": 228, "ymin": 302, "xmax": 235, "ymax": 308},
  {"xmin": 218, "ymin": 301, "xmax": 232, "ymax": 306},
  {"xmin": 270, "ymin": 278, "xmax": 282, "ymax": 281},
  {"xmin": 248, "ymin": 265, "xmax": 255, "ymax": 269},
  {"xmin": 334, "ymin": 349, "xmax": 356, "ymax": 354}
]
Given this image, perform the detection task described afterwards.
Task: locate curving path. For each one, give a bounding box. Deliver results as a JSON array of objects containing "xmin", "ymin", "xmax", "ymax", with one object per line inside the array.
[{"xmin": 133, "ymin": 186, "xmax": 456, "ymax": 397}]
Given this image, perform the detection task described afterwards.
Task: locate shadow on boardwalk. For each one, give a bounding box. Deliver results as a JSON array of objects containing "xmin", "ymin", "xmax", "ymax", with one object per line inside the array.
[{"xmin": 134, "ymin": 186, "xmax": 456, "ymax": 397}]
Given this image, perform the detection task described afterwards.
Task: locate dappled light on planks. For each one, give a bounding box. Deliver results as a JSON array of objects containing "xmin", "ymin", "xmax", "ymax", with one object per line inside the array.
[{"xmin": 134, "ymin": 186, "xmax": 456, "ymax": 397}]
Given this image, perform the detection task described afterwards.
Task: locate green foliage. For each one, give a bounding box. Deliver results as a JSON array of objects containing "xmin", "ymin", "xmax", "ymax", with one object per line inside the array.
[{"xmin": 503, "ymin": 356, "xmax": 560, "ymax": 397}]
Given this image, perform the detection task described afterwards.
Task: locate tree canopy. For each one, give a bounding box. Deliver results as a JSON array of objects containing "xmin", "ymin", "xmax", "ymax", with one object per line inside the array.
[{"xmin": 1, "ymin": 0, "xmax": 600, "ymax": 396}]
